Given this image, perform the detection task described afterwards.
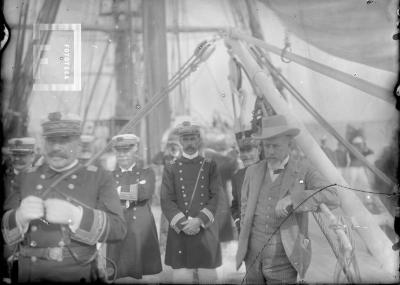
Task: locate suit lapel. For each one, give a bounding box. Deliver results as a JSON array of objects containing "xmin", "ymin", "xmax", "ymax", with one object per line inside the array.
[
  {"xmin": 244, "ymin": 160, "xmax": 267, "ymax": 220},
  {"xmin": 278, "ymin": 157, "xmax": 299, "ymax": 199}
]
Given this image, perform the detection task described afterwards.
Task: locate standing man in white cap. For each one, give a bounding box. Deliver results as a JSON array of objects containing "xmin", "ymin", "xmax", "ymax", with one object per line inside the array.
[
  {"xmin": 1, "ymin": 112, "xmax": 127, "ymax": 283},
  {"xmin": 236, "ymin": 115, "xmax": 340, "ymax": 284},
  {"xmin": 107, "ymin": 133, "xmax": 162, "ymax": 280},
  {"xmin": 4, "ymin": 137, "xmax": 36, "ymax": 198},
  {"xmin": 161, "ymin": 121, "xmax": 222, "ymax": 283},
  {"xmin": 2, "ymin": 137, "xmax": 36, "ymax": 283}
]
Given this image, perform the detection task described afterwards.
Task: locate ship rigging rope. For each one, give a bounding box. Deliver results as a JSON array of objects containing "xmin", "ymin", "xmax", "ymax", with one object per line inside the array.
[
  {"xmin": 247, "ymin": 45, "xmax": 395, "ymax": 189},
  {"xmin": 39, "ymin": 37, "xmax": 218, "ymax": 198},
  {"xmin": 241, "ymin": 183, "xmax": 396, "ymax": 285},
  {"xmin": 312, "ymin": 211, "xmax": 361, "ymax": 283},
  {"xmin": 226, "ymin": 29, "xmax": 393, "ymax": 104}
]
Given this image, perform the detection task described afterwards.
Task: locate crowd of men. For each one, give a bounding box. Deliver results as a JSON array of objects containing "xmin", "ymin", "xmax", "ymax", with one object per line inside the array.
[{"xmin": 2, "ymin": 111, "xmax": 345, "ymax": 283}]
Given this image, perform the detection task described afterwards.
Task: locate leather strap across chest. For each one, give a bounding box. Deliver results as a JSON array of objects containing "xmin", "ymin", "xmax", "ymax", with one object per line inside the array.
[{"xmin": 186, "ymin": 158, "xmax": 206, "ymax": 213}]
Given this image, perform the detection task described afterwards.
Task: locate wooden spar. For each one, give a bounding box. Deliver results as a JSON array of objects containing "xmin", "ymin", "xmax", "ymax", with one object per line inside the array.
[
  {"xmin": 225, "ymin": 38, "xmax": 397, "ymax": 275},
  {"xmin": 227, "ymin": 30, "xmax": 394, "ymax": 104},
  {"xmin": 143, "ymin": 0, "xmax": 170, "ymax": 162},
  {"xmin": 8, "ymin": 23, "xmax": 225, "ymax": 34}
]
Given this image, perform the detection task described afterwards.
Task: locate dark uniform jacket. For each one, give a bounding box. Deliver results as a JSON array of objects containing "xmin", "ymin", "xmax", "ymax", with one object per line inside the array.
[
  {"xmin": 107, "ymin": 165, "xmax": 162, "ymax": 279},
  {"xmin": 3, "ymin": 167, "xmax": 18, "ymax": 201},
  {"xmin": 161, "ymin": 155, "xmax": 222, "ymax": 269},
  {"xmin": 1, "ymin": 162, "xmax": 127, "ymax": 283}
]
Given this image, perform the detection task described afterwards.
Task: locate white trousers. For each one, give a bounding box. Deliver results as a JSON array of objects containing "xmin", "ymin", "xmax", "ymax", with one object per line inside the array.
[{"xmin": 172, "ymin": 268, "xmax": 218, "ymax": 284}]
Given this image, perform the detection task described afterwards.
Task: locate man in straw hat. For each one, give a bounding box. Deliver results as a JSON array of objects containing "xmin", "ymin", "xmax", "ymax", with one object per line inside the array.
[
  {"xmin": 236, "ymin": 114, "xmax": 340, "ymax": 284},
  {"xmin": 161, "ymin": 121, "xmax": 222, "ymax": 283},
  {"xmin": 107, "ymin": 133, "xmax": 162, "ymax": 280},
  {"xmin": 1, "ymin": 112, "xmax": 126, "ymax": 283}
]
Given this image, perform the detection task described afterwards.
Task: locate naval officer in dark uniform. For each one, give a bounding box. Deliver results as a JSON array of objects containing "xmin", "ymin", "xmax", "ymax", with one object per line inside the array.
[
  {"xmin": 161, "ymin": 121, "xmax": 222, "ymax": 283},
  {"xmin": 231, "ymin": 129, "xmax": 260, "ymax": 234},
  {"xmin": 2, "ymin": 137, "xmax": 36, "ymax": 283},
  {"xmin": 107, "ymin": 133, "xmax": 162, "ymax": 280},
  {"xmin": 1, "ymin": 112, "xmax": 127, "ymax": 283},
  {"xmin": 3, "ymin": 137, "xmax": 37, "ymax": 199}
]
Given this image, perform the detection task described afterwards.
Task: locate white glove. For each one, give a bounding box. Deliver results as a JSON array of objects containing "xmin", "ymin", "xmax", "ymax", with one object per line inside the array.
[
  {"xmin": 44, "ymin": 198, "xmax": 82, "ymax": 230},
  {"xmin": 15, "ymin": 195, "xmax": 45, "ymax": 229}
]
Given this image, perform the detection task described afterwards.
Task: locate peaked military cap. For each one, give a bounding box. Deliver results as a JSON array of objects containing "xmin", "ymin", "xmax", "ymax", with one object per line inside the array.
[
  {"xmin": 111, "ymin": 134, "xmax": 140, "ymax": 149},
  {"xmin": 41, "ymin": 112, "xmax": 82, "ymax": 137},
  {"xmin": 176, "ymin": 121, "xmax": 201, "ymax": 136},
  {"xmin": 235, "ymin": 129, "xmax": 258, "ymax": 150},
  {"xmin": 8, "ymin": 137, "xmax": 36, "ymax": 153}
]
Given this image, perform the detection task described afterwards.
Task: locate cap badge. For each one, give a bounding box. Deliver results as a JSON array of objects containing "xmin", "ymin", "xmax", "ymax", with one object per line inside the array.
[{"xmin": 48, "ymin": 112, "xmax": 62, "ymax": 121}]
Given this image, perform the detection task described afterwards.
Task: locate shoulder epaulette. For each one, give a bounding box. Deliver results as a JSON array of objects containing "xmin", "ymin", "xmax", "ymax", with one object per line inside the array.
[{"xmin": 87, "ymin": 165, "xmax": 98, "ymax": 172}]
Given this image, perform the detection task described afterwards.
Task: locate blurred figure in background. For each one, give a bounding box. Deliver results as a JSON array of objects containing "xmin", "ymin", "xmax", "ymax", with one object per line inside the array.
[
  {"xmin": 5, "ymin": 138, "xmax": 36, "ymax": 175},
  {"xmin": 2, "ymin": 137, "xmax": 36, "ymax": 283},
  {"xmin": 203, "ymin": 130, "xmax": 237, "ymax": 244},
  {"xmin": 319, "ymin": 135, "xmax": 337, "ymax": 166},
  {"xmin": 334, "ymin": 142, "xmax": 350, "ymax": 179},
  {"xmin": 78, "ymin": 134, "xmax": 95, "ymax": 165},
  {"xmin": 374, "ymin": 131, "xmax": 398, "ymax": 215},
  {"xmin": 347, "ymin": 135, "xmax": 374, "ymax": 190},
  {"xmin": 231, "ymin": 130, "xmax": 260, "ymax": 234}
]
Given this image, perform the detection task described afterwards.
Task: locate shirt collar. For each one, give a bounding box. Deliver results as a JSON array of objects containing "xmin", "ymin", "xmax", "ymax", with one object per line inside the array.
[
  {"xmin": 182, "ymin": 151, "xmax": 199, "ymax": 160},
  {"xmin": 120, "ymin": 163, "xmax": 136, "ymax": 173},
  {"xmin": 48, "ymin": 159, "xmax": 79, "ymax": 173}
]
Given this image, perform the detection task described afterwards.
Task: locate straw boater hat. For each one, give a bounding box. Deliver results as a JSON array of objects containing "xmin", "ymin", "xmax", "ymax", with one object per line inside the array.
[
  {"xmin": 111, "ymin": 134, "xmax": 140, "ymax": 149},
  {"xmin": 41, "ymin": 112, "xmax": 82, "ymax": 137},
  {"xmin": 251, "ymin": 115, "xmax": 300, "ymax": 140},
  {"xmin": 8, "ymin": 137, "xmax": 36, "ymax": 153}
]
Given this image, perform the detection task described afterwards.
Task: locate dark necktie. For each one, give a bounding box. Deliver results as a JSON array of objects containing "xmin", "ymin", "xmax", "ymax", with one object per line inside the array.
[{"xmin": 273, "ymin": 168, "xmax": 284, "ymax": 174}]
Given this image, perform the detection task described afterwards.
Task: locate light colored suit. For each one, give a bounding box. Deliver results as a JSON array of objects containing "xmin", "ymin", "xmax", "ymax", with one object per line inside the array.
[{"xmin": 236, "ymin": 157, "xmax": 340, "ymax": 279}]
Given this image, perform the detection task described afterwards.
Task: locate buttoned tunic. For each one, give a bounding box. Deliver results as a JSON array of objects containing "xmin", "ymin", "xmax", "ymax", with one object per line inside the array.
[
  {"xmin": 1, "ymin": 163, "xmax": 127, "ymax": 282},
  {"xmin": 161, "ymin": 156, "xmax": 222, "ymax": 269},
  {"xmin": 107, "ymin": 166, "xmax": 162, "ymax": 279}
]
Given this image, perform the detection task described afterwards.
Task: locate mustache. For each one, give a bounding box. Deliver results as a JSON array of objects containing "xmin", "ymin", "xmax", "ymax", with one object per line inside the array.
[{"xmin": 48, "ymin": 151, "xmax": 69, "ymax": 159}]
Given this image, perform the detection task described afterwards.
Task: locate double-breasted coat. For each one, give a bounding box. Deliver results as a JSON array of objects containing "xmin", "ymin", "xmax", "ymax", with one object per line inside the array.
[
  {"xmin": 236, "ymin": 157, "xmax": 340, "ymax": 279},
  {"xmin": 161, "ymin": 156, "xmax": 222, "ymax": 269},
  {"xmin": 1, "ymin": 162, "xmax": 127, "ymax": 283},
  {"xmin": 107, "ymin": 165, "xmax": 162, "ymax": 279}
]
